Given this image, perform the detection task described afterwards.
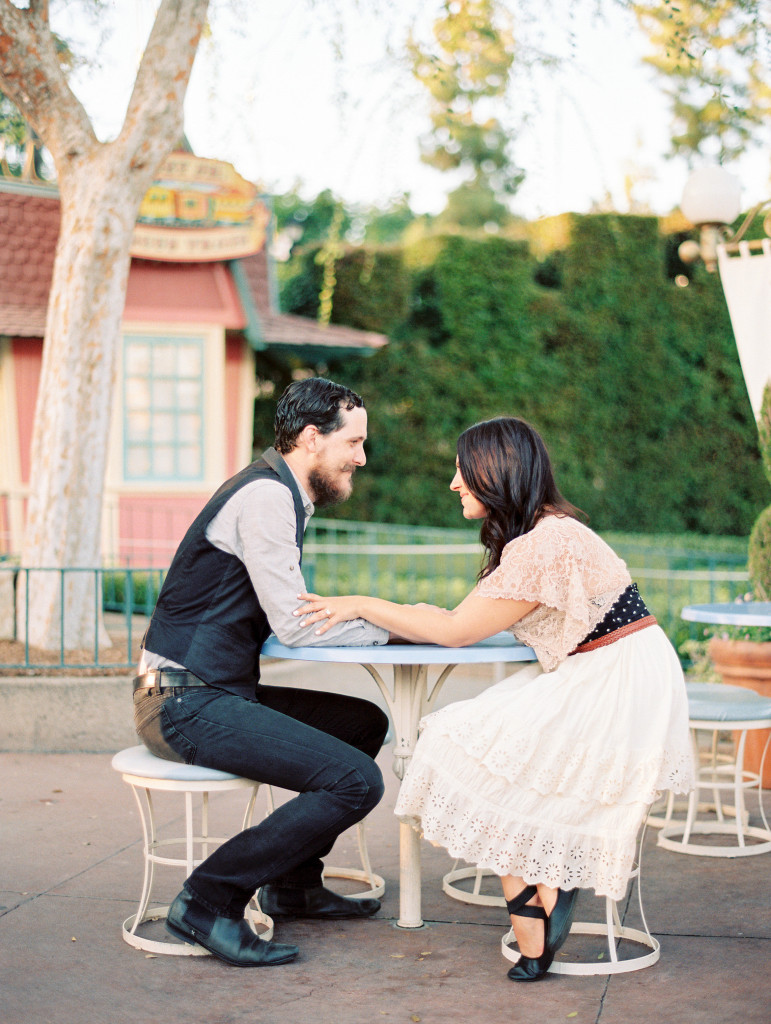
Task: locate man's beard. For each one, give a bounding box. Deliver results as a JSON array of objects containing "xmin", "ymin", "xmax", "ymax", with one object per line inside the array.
[{"xmin": 308, "ymin": 465, "xmax": 355, "ymax": 508}]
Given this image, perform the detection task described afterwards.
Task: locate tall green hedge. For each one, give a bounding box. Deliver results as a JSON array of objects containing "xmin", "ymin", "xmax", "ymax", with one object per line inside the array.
[{"xmin": 275, "ymin": 216, "xmax": 766, "ymax": 535}]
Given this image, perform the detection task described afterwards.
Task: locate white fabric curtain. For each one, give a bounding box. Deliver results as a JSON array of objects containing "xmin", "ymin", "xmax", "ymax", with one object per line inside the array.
[{"xmin": 716, "ymin": 237, "xmax": 771, "ymax": 422}]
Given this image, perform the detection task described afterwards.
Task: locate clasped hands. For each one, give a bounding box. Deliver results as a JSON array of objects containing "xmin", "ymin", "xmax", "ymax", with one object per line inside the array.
[
  {"xmin": 294, "ymin": 592, "xmax": 448, "ymax": 637},
  {"xmin": 293, "ymin": 593, "xmax": 363, "ymax": 635}
]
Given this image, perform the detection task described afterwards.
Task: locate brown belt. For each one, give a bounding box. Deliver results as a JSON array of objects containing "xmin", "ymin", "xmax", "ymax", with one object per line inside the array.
[
  {"xmin": 570, "ymin": 615, "xmax": 657, "ymax": 656},
  {"xmin": 133, "ymin": 668, "xmax": 210, "ymax": 696}
]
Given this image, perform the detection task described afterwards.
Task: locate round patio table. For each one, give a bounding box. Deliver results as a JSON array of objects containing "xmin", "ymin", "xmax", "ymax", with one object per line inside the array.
[
  {"xmin": 681, "ymin": 601, "xmax": 771, "ymax": 627},
  {"xmin": 262, "ymin": 633, "xmax": 536, "ymax": 928}
]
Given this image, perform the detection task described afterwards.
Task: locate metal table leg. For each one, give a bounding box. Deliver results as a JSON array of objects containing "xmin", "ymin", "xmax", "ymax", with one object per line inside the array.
[{"xmin": 363, "ymin": 661, "xmax": 457, "ymax": 928}]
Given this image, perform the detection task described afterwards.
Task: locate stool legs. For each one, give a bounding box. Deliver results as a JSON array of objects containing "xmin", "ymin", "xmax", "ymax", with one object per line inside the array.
[
  {"xmin": 498, "ymin": 825, "xmax": 660, "ymax": 976},
  {"xmin": 122, "ymin": 780, "xmax": 271, "ymax": 956},
  {"xmin": 658, "ymin": 724, "xmax": 771, "ymax": 856}
]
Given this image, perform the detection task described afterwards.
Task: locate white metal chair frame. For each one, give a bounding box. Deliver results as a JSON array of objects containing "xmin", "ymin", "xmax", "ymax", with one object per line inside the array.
[
  {"xmin": 657, "ymin": 716, "xmax": 771, "ymax": 857},
  {"xmin": 112, "ymin": 746, "xmax": 272, "ymax": 956},
  {"xmin": 113, "ymin": 746, "xmax": 385, "ymax": 957},
  {"xmin": 501, "ymin": 824, "xmax": 660, "ymax": 976},
  {"xmin": 444, "ymin": 824, "xmax": 659, "ymax": 975}
]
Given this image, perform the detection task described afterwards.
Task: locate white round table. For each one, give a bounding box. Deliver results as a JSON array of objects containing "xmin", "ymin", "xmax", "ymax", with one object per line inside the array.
[
  {"xmin": 262, "ymin": 633, "xmax": 536, "ymax": 928},
  {"xmin": 681, "ymin": 601, "xmax": 771, "ymax": 627}
]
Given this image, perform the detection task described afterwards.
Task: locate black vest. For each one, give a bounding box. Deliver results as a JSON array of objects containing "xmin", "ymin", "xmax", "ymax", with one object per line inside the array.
[{"xmin": 142, "ymin": 448, "xmax": 305, "ymax": 698}]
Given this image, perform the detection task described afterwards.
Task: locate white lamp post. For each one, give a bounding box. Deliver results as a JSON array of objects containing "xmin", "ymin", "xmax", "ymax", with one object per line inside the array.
[
  {"xmin": 678, "ymin": 165, "xmax": 771, "ymax": 421},
  {"xmin": 679, "ymin": 165, "xmax": 743, "ymax": 271}
]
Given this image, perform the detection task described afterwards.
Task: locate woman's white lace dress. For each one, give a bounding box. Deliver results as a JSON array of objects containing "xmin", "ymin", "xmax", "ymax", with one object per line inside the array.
[{"xmin": 393, "ymin": 515, "xmax": 695, "ymax": 899}]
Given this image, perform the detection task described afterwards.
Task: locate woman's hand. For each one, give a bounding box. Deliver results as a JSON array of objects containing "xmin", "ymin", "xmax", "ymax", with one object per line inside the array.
[{"xmin": 294, "ymin": 592, "xmax": 363, "ymax": 635}]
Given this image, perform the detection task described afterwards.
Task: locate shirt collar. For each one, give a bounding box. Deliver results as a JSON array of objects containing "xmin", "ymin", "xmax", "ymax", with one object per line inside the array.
[{"xmin": 285, "ymin": 464, "xmax": 314, "ymax": 520}]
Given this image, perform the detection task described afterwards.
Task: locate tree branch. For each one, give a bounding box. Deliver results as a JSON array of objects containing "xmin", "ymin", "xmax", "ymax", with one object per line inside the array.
[
  {"xmin": 0, "ymin": 0, "xmax": 95, "ymax": 161},
  {"xmin": 118, "ymin": 0, "xmax": 210, "ymax": 174}
]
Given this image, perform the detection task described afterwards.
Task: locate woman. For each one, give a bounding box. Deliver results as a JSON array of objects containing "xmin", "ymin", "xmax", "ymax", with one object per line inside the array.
[{"xmin": 296, "ymin": 417, "xmax": 694, "ymax": 982}]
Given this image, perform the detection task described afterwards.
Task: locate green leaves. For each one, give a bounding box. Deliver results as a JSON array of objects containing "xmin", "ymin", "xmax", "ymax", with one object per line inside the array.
[{"xmin": 277, "ymin": 219, "xmax": 765, "ymax": 537}]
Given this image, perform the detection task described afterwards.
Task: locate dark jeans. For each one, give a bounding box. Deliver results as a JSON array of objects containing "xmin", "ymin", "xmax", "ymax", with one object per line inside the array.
[{"xmin": 134, "ymin": 683, "xmax": 388, "ymax": 918}]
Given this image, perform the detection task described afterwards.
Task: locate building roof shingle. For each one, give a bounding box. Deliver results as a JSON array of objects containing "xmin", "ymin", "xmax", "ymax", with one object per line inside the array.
[
  {"xmin": 0, "ymin": 184, "xmax": 60, "ymax": 336},
  {"xmin": 0, "ymin": 181, "xmax": 387, "ymax": 355}
]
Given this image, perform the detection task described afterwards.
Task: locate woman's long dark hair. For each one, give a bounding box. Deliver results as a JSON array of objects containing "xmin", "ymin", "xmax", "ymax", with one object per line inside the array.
[{"xmin": 456, "ymin": 417, "xmax": 584, "ymax": 580}]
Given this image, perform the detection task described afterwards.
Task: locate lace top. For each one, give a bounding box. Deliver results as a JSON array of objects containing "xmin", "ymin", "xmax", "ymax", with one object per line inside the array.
[{"xmin": 476, "ymin": 515, "xmax": 631, "ymax": 671}]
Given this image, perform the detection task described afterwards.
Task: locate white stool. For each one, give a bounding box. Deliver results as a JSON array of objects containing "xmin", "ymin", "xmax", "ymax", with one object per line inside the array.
[
  {"xmin": 657, "ymin": 682, "xmax": 771, "ymax": 857},
  {"xmin": 112, "ymin": 745, "xmax": 272, "ymax": 956},
  {"xmin": 500, "ymin": 826, "xmax": 660, "ymax": 976},
  {"xmin": 442, "ymin": 863, "xmax": 507, "ymax": 907}
]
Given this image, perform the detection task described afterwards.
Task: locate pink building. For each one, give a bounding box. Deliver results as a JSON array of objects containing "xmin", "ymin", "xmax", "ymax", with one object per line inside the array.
[{"xmin": 0, "ymin": 156, "xmax": 386, "ymax": 566}]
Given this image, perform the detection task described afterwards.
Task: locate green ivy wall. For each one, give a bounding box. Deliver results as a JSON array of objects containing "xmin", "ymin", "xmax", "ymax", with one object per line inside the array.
[{"xmin": 272, "ymin": 214, "xmax": 766, "ymax": 535}]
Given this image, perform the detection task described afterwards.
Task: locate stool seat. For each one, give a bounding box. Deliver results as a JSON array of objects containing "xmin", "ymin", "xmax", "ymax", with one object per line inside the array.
[
  {"xmin": 112, "ymin": 745, "xmax": 247, "ymax": 782},
  {"xmin": 686, "ymin": 682, "xmax": 771, "ymax": 723}
]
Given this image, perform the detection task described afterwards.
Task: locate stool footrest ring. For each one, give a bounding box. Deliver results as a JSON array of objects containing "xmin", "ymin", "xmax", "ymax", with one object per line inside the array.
[
  {"xmin": 501, "ymin": 921, "xmax": 660, "ymax": 977},
  {"xmin": 658, "ymin": 822, "xmax": 771, "ymax": 857},
  {"xmin": 323, "ymin": 865, "xmax": 386, "ymax": 900},
  {"xmin": 442, "ymin": 865, "xmax": 505, "ymax": 907},
  {"xmin": 122, "ymin": 899, "xmax": 274, "ymax": 956}
]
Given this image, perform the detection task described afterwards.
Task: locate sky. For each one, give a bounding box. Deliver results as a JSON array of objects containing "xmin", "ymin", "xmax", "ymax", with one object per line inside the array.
[{"xmin": 51, "ymin": 0, "xmax": 771, "ymax": 222}]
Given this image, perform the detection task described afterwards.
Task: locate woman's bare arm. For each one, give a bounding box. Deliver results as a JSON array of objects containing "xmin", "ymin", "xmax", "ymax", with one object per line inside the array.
[{"xmin": 294, "ymin": 589, "xmax": 538, "ymax": 647}]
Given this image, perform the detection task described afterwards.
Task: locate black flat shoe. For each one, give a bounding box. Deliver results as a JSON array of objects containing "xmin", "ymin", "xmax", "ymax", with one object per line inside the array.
[
  {"xmin": 547, "ymin": 887, "xmax": 579, "ymax": 957},
  {"xmin": 166, "ymin": 890, "xmax": 299, "ymax": 967},
  {"xmin": 504, "ymin": 885, "xmax": 554, "ymax": 983},
  {"xmin": 507, "ymin": 950, "xmax": 554, "ymax": 982},
  {"xmin": 259, "ymin": 884, "xmax": 381, "ymax": 920}
]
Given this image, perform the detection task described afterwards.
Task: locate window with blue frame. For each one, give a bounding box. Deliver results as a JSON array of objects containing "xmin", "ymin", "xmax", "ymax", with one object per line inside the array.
[{"xmin": 123, "ymin": 335, "xmax": 205, "ymax": 482}]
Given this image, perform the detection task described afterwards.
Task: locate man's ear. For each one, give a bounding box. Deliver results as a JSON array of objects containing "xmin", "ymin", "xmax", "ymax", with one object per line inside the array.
[{"xmin": 297, "ymin": 424, "xmax": 319, "ymax": 454}]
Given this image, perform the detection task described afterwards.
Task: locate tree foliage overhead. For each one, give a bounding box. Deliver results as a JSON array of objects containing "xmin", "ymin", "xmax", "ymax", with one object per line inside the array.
[
  {"xmin": 0, "ymin": 21, "xmax": 78, "ymax": 179},
  {"xmin": 278, "ymin": 214, "xmax": 766, "ymax": 537},
  {"xmin": 409, "ymin": 0, "xmax": 525, "ymax": 229},
  {"xmin": 632, "ymin": 0, "xmax": 771, "ymax": 162}
]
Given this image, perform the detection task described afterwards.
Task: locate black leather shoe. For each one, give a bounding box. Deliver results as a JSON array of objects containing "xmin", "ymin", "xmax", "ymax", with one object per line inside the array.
[
  {"xmin": 507, "ymin": 949, "xmax": 554, "ymax": 982},
  {"xmin": 546, "ymin": 887, "xmax": 579, "ymax": 957},
  {"xmin": 259, "ymin": 884, "xmax": 381, "ymax": 920},
  {"xmin": 165, "ymin": 890, "xmax": 299, "ymax": 967},
  {"xmin": 505, "ymin": 886, "xmax": 553, "ymax": 983}
]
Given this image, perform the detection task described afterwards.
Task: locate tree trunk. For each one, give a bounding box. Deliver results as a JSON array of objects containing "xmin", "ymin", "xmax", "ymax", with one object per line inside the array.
[
  {"xmin": 1, "ymin": 0, "xmax": 211, "ymax": 649},
  {"xmin": 19, "ymin": 148, "xmax": 146, "ymax": 650}
]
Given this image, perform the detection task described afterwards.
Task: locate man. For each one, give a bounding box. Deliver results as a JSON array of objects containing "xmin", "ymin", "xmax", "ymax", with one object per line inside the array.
[{"xmin": 133, "ymin": 378, "xmax": 390, "ymax": 967}]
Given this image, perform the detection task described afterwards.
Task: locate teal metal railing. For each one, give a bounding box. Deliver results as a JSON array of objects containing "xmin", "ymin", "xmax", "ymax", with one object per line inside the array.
[
  {"xmin": 0, "ymin": 519, "xmax": 749, "ymax": 670},
  {"xmin": 0, "ymin": 564, "xmax": 167, "ymax": 670}
]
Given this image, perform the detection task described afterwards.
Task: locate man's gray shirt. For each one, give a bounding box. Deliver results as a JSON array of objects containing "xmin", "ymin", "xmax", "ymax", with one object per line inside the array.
[{"xmin": 141, "ymin": 471, "xmax": 388, "ymax": 672}]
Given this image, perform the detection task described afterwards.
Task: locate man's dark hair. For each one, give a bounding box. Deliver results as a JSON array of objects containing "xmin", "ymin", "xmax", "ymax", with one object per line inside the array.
[{"xmin": 274, "ymin": 377, "xmax": 364, "ymax": 454}]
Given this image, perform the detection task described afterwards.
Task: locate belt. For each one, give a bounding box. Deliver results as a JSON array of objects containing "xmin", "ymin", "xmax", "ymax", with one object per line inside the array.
[
  {"xmin": 569, "ymin": 582, "xmax": 657, "ymax": 656},
  {"xmin": 570, "ymin": 615, "xmax": 657, "ymax": 655},
  {"xmin": 133, "ymin": 669, "xmax": 210, "ymax": 696}
]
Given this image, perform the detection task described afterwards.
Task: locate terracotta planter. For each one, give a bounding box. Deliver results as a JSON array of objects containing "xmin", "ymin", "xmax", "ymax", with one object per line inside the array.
[{"xmin": 707, "ymin": 638, "xmax": 771, "ymax": 787}]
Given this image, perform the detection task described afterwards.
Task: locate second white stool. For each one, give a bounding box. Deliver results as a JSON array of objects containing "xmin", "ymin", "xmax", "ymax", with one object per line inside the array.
[{"xmin": 657, "ymin": 682, "xmax": 771, "ymax": 857}]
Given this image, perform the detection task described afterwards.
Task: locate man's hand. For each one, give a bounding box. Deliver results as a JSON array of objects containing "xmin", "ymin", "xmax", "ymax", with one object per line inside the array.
[{"xmin": 294, "ymin": 593, "xmax": 363, "ymax": 635}]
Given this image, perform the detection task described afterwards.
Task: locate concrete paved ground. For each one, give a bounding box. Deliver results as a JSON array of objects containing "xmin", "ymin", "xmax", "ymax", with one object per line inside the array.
[{"xmin": 2, "ymin": 659, "xmax": 770, "ymax": 1024}]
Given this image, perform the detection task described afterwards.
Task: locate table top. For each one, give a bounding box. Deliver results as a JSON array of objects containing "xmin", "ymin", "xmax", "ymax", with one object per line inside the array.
[
  {"xmin": 262, "ymin": 632, "xmax": 536, "ymax": 665},
  {"xmin": 681, "ymin": 602, "xmax": 771, "ymax": 627}
]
